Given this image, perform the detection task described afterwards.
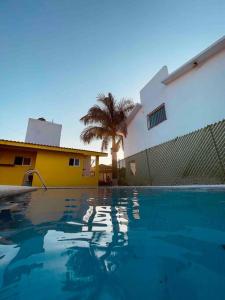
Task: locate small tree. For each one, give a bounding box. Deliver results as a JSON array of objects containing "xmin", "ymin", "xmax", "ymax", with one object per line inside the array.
[{"xmin": 80, "ymin": 93, "xmax": 134, "ymax": 184}]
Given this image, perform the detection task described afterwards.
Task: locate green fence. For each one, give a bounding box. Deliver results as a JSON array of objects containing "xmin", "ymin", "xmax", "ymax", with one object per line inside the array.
[{"xmin": 119, "ymin": 119, "xmax": 225, "ymax": 186}]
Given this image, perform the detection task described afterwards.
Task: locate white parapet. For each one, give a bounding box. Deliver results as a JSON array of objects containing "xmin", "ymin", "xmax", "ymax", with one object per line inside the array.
[{"xmin": 25, "ymin": 118, "xmax": 62, "ymax": 146}]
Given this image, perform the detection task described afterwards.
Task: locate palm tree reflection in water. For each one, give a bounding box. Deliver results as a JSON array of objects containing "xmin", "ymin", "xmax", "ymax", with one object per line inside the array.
[
  {"xmin": 0, "ymin": 189, "xmax": 140, "ymax": 299},
  {"xmin": 62, "ymin": 189, "xmax": 140, "ymax": 299}
]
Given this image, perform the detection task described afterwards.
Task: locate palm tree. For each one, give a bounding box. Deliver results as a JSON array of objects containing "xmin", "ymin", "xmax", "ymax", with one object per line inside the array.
[{"xmin": 80, "ymin": 93, "xmax": 134, "ymax": 185}]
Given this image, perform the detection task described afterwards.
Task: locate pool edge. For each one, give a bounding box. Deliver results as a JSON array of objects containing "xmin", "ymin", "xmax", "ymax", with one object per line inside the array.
[
  {"xmin": 0, "ymin": 186, "xmax": 37, "ymax": 200},
  {"xmin": 33, "ymin": 184, "xmax": 225, "ymax": 190}
]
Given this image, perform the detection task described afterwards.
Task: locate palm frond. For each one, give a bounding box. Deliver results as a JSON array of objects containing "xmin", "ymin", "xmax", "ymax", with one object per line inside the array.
[
  {"xmin": 80, "ymin": 93, "xmax": 134, "ymax": 155},
  {"xmin": 112, "ymin": 135, "xmax": 123, "ymax": 152},
  {"xmin": 116, "ymin": 121, "xmax": 128, "ymax": 138},
  {"xmin": 116, "ymin": 135, "xmax": 124, "ymax": 150},
  {"xmin": 97, "ymin": 93, "xmax": 116, "ymax": 121},
  {"xmin": 117, "ymin": 99, "xmax": 135, "ymax": 115},
  {"xmin": 80, "ymin": 105, "xmax": 110, "ymax": 126},
  {"xmin": 80, "ymin": 126, "xmax": 109, "ymax": 144},
  {"xmin": 101, "ymin": 136, "xmax": 110, "ymax": 151}
]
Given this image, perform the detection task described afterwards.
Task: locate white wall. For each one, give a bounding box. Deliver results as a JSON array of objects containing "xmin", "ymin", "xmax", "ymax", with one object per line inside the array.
[
  {"xmin": 124, "ymin": 49, "xmax": 225, "ymax": 157},
  {"xmin": 25, "ymin": 118, "xmax": 62, "ymax": 146}
]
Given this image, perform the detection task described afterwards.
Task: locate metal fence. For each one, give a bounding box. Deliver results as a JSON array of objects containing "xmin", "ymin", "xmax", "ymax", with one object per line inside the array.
[{"xmin": 118, "ymin": 119, "xmax": 225, "ymax": 185}]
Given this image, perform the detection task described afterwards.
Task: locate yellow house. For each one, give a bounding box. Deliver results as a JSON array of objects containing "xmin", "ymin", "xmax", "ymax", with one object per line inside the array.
[{"xmin": 0, "ymin": 139, "xmax": 107, "ymax": 187}]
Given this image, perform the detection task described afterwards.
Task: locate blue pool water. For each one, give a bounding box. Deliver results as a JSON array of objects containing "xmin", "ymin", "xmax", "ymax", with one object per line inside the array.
[{"xmin": 0, "ymin": 187, "xmax": 225, "ymax": 300}]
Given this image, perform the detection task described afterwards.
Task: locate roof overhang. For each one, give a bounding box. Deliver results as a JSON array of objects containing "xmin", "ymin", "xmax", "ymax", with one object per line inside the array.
[
  {"xmin": 0, "ymin": 139, "xmax": 107, "ymax": 157},
  {"xmin": 163, "ymin": 35, "xmax": 225, "ymax": 85}
]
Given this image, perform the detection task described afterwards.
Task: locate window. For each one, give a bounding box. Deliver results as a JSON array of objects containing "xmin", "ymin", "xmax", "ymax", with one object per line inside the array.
[
  {"xmin": 14, "ymin": 156, "xmax": 23, "ymax": 165},
  {"xmin": 23, "ymin": 158, "xmax": 31, "ymax": 165},
  {"xmin": 14, "ymin": 157, "xmax": 31, "ymax": 166},
  {"xmin": 69, "ymin": 158, "xmax": 80, "ymax": 166},
  {"xmin": 147, "ymin": 103, "xmax": 166, "ymax": 129}
]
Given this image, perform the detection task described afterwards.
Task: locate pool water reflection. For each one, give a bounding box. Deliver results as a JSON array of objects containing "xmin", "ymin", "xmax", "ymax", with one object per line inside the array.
[{"xmin": 0, "ymin": 188, "xmax": 225, "ymax": 299}]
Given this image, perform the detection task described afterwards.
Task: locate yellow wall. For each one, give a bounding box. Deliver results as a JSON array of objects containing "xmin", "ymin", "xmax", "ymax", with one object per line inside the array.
[
  {"xmin": 0, "ymin": 148, "xmax": 36, "ymax": 185},
  {"xmin": 0, "ymin": 145, "xmax": 100, "ymax": 187},
  {"xmin": 32, "ymin": 150, "xmax": 99, "ymax": 187}
]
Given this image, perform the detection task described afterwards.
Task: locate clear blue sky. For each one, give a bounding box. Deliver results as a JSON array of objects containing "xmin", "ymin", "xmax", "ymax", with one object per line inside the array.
[{"xmin": 1, "ymin": 0, "xmax": 225, "ymax": 163}]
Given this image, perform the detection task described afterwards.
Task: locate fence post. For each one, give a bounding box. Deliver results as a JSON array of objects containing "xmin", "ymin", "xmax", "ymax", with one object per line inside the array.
[
  {"xmin": 145, "ymin": 149, "xmax": 152, "ymax": 185},
  {"xmin": 208, "ymin": 125, "xmax": 225, "ymax": 182}
]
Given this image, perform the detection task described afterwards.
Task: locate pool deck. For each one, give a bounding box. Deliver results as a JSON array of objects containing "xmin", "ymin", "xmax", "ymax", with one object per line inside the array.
[{"xmin": 0, "ymin": 185, "xmax": 37, "ymax": 200}]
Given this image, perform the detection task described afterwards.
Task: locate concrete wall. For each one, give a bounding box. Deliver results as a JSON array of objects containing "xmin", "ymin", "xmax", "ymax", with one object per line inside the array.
[
  {"xmin": 124, "ymin": 49, "xmax": 225, "ymax": 157},
  {"xmin": 25, "ymin": 118, "xmax": 62, "ymax": 146}
]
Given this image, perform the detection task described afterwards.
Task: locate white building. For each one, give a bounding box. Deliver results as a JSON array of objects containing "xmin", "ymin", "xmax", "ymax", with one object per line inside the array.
[
  {"xmin": 25, "ymin": 118, "xmax": 62, "ymax": 146},
  {"xmin": 124, "ymin": 36, "xmax": 225, "ymax": 158}
]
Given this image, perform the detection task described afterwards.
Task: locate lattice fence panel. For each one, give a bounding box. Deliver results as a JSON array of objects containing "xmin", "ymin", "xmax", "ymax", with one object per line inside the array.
[
  {"xmin": 125, "ymin": 150, "xmax": 151, "ymax": 186},
  {"xmin": 122, "ymin": 119, "xmax": 225, "ymax": 186}
]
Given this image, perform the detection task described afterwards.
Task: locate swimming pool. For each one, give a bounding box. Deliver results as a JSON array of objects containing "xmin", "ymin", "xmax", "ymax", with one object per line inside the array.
[{"xmin": 0, "ymin": 187, "xmax": 225, "ymax": 300}]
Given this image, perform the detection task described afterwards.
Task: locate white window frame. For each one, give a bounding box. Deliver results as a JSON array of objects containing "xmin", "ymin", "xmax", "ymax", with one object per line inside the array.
[
  {"xmin": 147, "ymin": 103, "xmax": 167, "ymax": 130},
  {"xmin": 69, "ymin": 157, "xmax": 80, "ymax": 167},
  {"xmin": 22, "ymin": 157, "xmax": 32, "ymax": 166},
  {"xmin": 14, "ymin": 156, "xmax": 32, "ymax": 166}
]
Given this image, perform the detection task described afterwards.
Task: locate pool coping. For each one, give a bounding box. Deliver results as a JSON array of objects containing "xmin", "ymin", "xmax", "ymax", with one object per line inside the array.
[
  {"xmin": 0, "ymin": 186, "xmax": 37, "ymax": 200},
  {"xmin": 33, "ymin": 184, "xmax": 225, "ymax": 190},
  {"xmin": 1, "ymin": 184, "xmax": 223, "ymax": 199}
]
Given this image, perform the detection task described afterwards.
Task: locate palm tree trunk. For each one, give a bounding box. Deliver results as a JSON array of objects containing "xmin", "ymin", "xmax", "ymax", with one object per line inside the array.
[{"xmin": 111, "ymin": 138, "xmax": 118, "ymax": 185}]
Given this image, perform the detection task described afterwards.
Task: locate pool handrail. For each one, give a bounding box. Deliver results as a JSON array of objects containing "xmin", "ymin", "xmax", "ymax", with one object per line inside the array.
[{"xmin": 23, "ymin": 169, "xmax": 48, "ymax": 190}]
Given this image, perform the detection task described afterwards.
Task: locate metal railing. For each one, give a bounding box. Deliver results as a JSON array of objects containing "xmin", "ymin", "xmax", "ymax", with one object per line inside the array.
[{"xmin": 23, "ymin": 169, "xmax": 48, "ymax": 190}]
